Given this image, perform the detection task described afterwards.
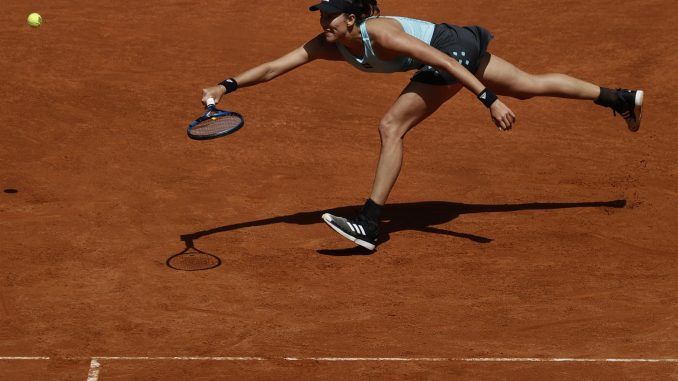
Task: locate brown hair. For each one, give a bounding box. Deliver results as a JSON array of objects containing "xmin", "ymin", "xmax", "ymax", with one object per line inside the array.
[{"xmin": 348, "ymin": 0, "xmax": 380, "ymax": 21}]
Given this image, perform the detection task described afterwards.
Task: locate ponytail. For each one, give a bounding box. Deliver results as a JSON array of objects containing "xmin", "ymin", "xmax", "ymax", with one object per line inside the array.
[{"xmin": 349, "ymin": 0, "xmax": 380, "ymax": 21}]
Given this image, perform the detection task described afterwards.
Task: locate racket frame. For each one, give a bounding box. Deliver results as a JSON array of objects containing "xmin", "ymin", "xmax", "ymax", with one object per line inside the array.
[{"xmin": 187, "ymin": 97, "xmax": 244, "ymax": 140}]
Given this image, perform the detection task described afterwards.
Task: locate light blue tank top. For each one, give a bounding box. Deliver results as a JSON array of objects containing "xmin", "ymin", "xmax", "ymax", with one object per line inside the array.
[{"xmin": 336, "ymin": 16, "xmax": 436, "ymax": 73}]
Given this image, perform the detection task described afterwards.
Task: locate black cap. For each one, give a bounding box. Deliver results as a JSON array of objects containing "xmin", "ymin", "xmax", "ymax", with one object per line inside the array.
[{"xmin": 309, "ymin": 0, "xmax": 361, "ymax": 14}]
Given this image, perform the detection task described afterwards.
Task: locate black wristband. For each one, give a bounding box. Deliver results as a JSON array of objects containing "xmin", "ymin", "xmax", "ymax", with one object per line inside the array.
[
  {"xmin": 477, "ymin": 88, "xmax": 498, "ymax": 108},
  {"xmin": 219, "ymin": 78, "xmax": 239, "ymax": 94}
]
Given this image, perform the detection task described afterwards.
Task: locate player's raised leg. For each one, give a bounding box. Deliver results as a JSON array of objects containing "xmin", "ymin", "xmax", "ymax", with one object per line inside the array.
[{"xmin": 475, "ymin": 53, "xmax": 643, "ymax": 131}]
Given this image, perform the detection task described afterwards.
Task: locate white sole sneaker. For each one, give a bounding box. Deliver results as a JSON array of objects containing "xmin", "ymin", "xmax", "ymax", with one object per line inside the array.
[
  {"xmin": 628, "ymin": 90, "xmax": 644, "ymax": 132},
  {"xmin": 322, "ymin": 213, "xmax": 376, "ymax": 250}
]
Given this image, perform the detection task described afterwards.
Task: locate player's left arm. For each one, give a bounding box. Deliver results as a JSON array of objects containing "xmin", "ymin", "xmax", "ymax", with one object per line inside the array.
[{"xmin": 370, "ymin": 23, "xmax": 515, "ymax": 130}]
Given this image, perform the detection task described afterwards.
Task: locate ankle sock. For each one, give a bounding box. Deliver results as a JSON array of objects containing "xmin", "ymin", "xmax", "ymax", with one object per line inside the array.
[
  {"xmin": 594, "ymin": 87, "xmax": 618, "ymax": 108},
  {"xmin": 360, "ymin": 199, "xmax": 383, "ymax": 224}
]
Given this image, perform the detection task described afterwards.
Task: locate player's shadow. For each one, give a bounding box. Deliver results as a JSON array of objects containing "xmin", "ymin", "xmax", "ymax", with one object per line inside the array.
[{"xmin": 180, "ymin": 199, "xmax": 626, "ymax": 256}]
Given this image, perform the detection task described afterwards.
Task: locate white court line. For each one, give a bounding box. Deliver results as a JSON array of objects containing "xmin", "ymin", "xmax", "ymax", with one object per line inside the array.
[
  {"xmin": 286, "ymin": 357, "xmax": 678, "ymax": 363},
  {"xmin": 456, "ymin": 358, "xmax": 678, "ymax": 363},
  {"xmin": 3, "ymin": 356, "xmax": 678, "ymax": 362},
  {"xmin": 85, "ymin": 356, "xmax": 678, "ymax": 362},
  {"xmin": 86, "ymin": 359, "xmax": 100, "ymax": 381},
  {"xmin": 94, "ymin": 356, "xmax": 267, "ymax": 361},
  {"xmin": 285, "ymin": 357, "xmax": 450, "ymax": 361},
  {"xmin": 0, "ymin": 357, "xmax": 50, "ymax": 360},
  {"xmin": 4, "ymin": 355, "xmax": 678, "ymax": 381}
]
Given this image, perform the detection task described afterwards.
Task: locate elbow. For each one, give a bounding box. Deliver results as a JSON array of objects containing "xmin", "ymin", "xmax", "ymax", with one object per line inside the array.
[{"xmin": 261, "ymin": 64, "xmax": 278, "ymax": 82}]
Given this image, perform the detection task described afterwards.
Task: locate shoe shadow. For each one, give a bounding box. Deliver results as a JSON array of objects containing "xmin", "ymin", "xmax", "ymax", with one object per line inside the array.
[
  {"xmin": 180, "ymin": 199, "xmax": 626, "ymax": 256},
  {"xmin": 317, "ymin": 247, "xmax": 375, "ymax": 256}
]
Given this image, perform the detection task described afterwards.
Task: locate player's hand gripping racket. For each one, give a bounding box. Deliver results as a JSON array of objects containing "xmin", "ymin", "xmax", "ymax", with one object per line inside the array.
[{"xmin": 187, "ymin": 97, "xmax": 244, "ymax": 140}]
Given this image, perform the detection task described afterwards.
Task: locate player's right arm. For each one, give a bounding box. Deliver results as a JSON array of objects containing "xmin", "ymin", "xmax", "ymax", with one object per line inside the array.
[{"xmin": 202, "ymin": 34, "xmax": 342, "ymax": 104}]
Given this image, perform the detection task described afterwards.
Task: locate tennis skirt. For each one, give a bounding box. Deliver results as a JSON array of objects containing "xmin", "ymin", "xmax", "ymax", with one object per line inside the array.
[{"xmin": 411, "ymin": 24, "xmax": 494, "ymax": 85}]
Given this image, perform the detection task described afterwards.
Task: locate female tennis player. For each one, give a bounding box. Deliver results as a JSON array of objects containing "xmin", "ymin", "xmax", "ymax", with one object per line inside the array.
[{"xmin": 201, "ymin": 0, "xmax": 643, "ymax": 250}]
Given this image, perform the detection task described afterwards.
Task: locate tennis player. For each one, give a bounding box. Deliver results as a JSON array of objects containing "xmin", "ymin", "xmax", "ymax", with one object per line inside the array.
[{"xmin": 201, "ymin": 0, "xmax": 643, "ymax": 250}]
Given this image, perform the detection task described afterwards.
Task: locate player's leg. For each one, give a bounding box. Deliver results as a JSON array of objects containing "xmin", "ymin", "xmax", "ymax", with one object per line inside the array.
[
  {"xmin": 370, "ymin": 81, "xmax": 462, "ymax": 205},
  {"xmin": 475, "ymin": 53, "xmax": 643, "ymax": 131},
  {"xmin": 476, "ymin": 53, "xmax": 599, "ymax": 100},
  {"xmin": 322, "ymin": 81, "xmax": 462, "ymax": 250}
]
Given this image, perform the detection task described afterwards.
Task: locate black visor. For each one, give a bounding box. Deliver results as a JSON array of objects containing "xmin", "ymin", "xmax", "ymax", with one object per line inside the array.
[{"xmin": 309, "ymin": 0, "xmax": 361, "ymax": 14}]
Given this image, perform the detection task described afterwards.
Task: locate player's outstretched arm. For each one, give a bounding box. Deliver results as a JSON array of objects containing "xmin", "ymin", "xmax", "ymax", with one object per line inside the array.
[{"xmin": 202, "ymin": 34, "xmax": 341, "ymax": 105}]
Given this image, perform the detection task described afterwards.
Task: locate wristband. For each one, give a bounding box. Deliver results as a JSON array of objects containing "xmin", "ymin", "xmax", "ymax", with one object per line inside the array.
[
  {"xmin": 477, "ymin": 88, "xmax": 498, "ymax": 108},
  {"xmin": 218, "ymin": 78, "xmax": 239, "ymax": 94}
]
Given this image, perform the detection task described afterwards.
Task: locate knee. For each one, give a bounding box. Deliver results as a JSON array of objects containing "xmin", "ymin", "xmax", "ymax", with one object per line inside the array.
[
  {"xmin": 378, "ymin": 115, "xmax": 405, "ymax": 144},
  {"xmin": 509, "ymin": 75, "xmax": 540, "ymax": 100}
]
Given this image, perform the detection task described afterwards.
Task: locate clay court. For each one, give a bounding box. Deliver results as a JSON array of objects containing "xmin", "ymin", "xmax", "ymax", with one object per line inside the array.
[{"xmin": 2, "ymin": 0, "xmax": 677, "ymax": 379}]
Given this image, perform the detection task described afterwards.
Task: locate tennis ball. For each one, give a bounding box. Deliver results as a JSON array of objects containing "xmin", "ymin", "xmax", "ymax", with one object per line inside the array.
[{"xmin": 27, "ymin": 13, "xmax": 42, "ymax": 28}]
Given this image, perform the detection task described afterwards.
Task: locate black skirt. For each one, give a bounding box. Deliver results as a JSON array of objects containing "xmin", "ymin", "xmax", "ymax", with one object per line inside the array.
[{"xmin": 411, "ymin": 24, "xmax": 494, "ymax": 85}]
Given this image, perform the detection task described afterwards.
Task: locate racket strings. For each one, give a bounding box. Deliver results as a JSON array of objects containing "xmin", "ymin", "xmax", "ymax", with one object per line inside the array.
[{"xmin": 191, "ymin": 115, "xmax": 242, "ymax": 137}]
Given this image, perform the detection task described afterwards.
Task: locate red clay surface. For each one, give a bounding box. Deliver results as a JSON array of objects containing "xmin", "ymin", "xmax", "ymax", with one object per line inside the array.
[{"xmin": 2, "ymin": 0, "xmax": 678, "ymax": 379}]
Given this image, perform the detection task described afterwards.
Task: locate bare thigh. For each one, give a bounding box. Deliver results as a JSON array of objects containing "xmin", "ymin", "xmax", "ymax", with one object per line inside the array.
[
  {"xmin": 474, "ymin": 53, "xmax": 537, "ymax": 99},
  {"xmin": 381, "ymin": 81, "xmax": 463, "ymax": 139},
  {"xmin": 475, "ymin": 53, "xmax": 600, "ymax": 100}
]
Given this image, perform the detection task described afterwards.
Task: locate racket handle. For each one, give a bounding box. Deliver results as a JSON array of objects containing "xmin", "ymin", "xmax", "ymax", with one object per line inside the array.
[{"xmin": 206, "ymin": 97, "xmax": 216, "ymax": 108}]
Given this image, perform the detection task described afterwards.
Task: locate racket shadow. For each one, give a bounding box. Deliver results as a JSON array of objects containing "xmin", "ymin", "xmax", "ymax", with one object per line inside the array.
[
  {"xmin": 178, "ymin": 199, "xmax": 627, "ymax": 256},
  {"xmin": 166, "ymin": 237, "xmax": 222, "ymax": 271}
]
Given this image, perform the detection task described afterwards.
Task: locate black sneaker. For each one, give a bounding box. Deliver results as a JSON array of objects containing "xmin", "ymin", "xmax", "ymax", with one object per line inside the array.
[
  {"xmin": 612, "ymin": 89, "xmax": 644, "ymax": 132},
  {"xmin": 322, "ymin": 213, "xmax": 379, "ymax": 250}
]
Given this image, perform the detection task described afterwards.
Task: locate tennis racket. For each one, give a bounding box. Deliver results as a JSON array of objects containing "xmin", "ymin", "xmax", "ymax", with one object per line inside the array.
[{"xmin": 187, "ymin": 97, "xmax": 244, "ymax": 140}]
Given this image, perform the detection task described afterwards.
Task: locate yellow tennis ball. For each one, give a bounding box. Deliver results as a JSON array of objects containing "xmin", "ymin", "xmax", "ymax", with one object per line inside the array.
[{"xmin": 27, "ymin": 13, "xmax": 42, "ymax": 28}]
